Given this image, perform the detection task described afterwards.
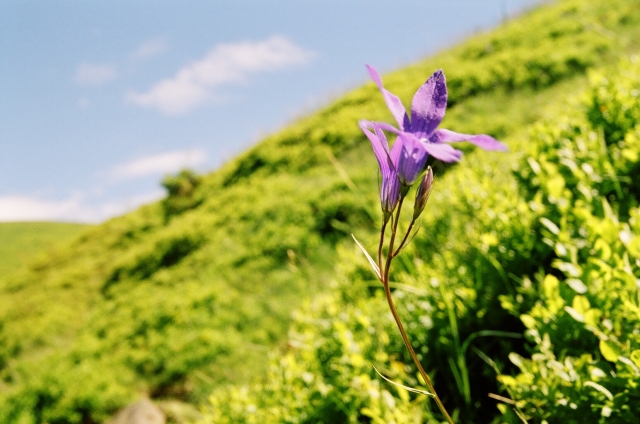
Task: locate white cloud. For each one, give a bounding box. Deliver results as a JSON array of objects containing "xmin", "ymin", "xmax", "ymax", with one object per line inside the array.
[
  {"xmin": 110, "ymin": 149, "xmax": 207, "ymax": 181},
  {"xmin": 74, "ymin": 63, "xmax": 117, "ymax": 86},
  {"xmin": 130, "ymin": 39, "xmax": 168, "ymax": 61},
  {"xmin": 0, "ymin": 149, "xmax": 207, "ymax": 222},
  {"xmin": 0, "ymin": 195, "xmax": 83, "ymax": 222},
  {"xmin": 0, "ymin": 191, "xmax": 165, "ymax": 223},
  {"xmin": 127, "ymin": 35, "xmax": 317, "ymax": 115}
]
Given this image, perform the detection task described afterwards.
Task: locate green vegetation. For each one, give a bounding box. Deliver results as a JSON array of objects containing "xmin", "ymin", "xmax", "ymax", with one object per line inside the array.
[
  {"xmin": 501, "ymin": 58, "xmax": 640, "ymax": 423},
  {"xmin": 0, "ymin": 222, "xmax": 88, "ymax": 276},
  {"xmin": 2, "ymin": 0, "xmax": 640, "ymax": 423},
  {"xmin": 205, "ymin": 54, "xmax": 640, "ymax": 423}
]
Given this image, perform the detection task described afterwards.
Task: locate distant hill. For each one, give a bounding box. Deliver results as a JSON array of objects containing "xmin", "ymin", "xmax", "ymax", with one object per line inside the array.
[
  {"xmin": 1, "ymin": 0, "xmax": 640, "ymax": 423},
  {"xmin": 0, "ymin": 222, "xmax": 88, "ymax": 276}
]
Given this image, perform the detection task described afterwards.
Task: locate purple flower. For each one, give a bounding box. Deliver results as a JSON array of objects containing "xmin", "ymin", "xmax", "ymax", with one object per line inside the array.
[
  {"xmin": 360, "ymin": 123, "xmax": 400, "ymax": 213},
  {"xmin": 360, "ymin": 120, "xmax": 430, "ymax": 189},
  {"xmin": 363, "ymin": 65, "xmax": 507, "ymax": 165}
]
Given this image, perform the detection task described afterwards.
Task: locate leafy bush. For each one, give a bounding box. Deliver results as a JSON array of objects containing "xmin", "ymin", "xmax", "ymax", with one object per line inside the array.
[
  {"xmin": 500, "ymin": 58, "xmax": 640, "ymax": 423},
  {"xmin": 161, "ymin": 169, "xmax": 204, "ymax": 219},
  {"xmin": 203, "ymin": 44, "xmax": 640, "ymax": 424},
  {"xmin": 201, "ymin": 247, "xmax": 436, "ymax": 424}
]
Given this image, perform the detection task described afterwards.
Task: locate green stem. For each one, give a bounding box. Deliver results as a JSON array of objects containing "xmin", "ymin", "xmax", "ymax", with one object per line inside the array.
[
  {"xmin": 382, "ymin": 281, "xmax": 455, "ymax": 424},
  {"xmin": 381, "ymin": 198, "xmax": 455, "ymax": 424},
  {"xmin": 392, "ymin": 218, "xmax": 416, "ymax": 258},
  {"xmin": 378, "ymin": 218, "xmax": 388, "ymax": 274},
  {"xmin": 382, "ymin": 197, "xmax": 403, "ymax": 284}
]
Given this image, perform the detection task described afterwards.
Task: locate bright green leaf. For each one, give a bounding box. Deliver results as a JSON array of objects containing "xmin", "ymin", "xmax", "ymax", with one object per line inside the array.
[
  {"xmin": 600, "ymin": 340, "xmax": 621, "ymax": 362},
  {"xmin": 572, "ymin": 295, "xmax": 590, "ymax": 313}
]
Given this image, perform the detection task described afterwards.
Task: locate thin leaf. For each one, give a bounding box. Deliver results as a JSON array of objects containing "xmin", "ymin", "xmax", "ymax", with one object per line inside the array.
[
  {"xmin": 325, "ymin": 147, "xmax": 356, "ymax": 191},
  {"xmin": 352, "ymin": 234, "xmax": 381, "ymax": 279},
  {"xmin": 488, "ymin": 393, "xmax": 516, "ymax": 405},
  {"xmin": 584, "ymin": 381, "xmax": 614, "ymax": 401},
  {"xmin": 474, "ymin": 348, "xmax": 529, "ymax": 424},
  {"xmin": 461, "ymin": 330, "xmax": 523, "ymax": 356},
  {"xmin": 618, "ymin": 356, "xmax": 640, "ymax": 375},
  {"xmin": 540, "ymin": 217, "xmax": 560, "ymax": 235},
  {"xmin": 373, "ymin": 366, "xmax": 434, "ymax": 397}
]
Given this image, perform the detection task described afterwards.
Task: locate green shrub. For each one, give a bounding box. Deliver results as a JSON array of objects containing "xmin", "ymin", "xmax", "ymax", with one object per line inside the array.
[
  {"xmin": 201, "ymin": 246, "xmax": 436, "ymax": 424},
  {"xmin": 500, "ymin": 58, "xmax": 640, "ymax": 423},
  {"xmin": 161, "ymin": 169, "xmax": 204, "ymax": 219}
]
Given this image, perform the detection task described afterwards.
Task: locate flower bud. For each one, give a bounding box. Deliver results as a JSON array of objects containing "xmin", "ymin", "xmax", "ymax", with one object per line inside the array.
[
  {"xmin": 412, "ymin": 166, "xmax": 434, "ymax": 220},
  {"xmin": 381, "ymin": 172, "xmax": 400, "ymax": 215}
]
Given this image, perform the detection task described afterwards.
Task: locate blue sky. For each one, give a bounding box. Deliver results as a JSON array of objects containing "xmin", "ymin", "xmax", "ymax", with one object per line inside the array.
[{"xmin": 0, "ymin": 0, "xmax": 539, "ymax": 222}]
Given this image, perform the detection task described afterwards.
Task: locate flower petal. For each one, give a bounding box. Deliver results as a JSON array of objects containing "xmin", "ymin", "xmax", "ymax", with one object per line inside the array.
[
  {"xmin": 389, "ymin": 133, "xmax": 403, "ymax": 170},
  {"xmin": 371, "ymin": 121, "xmax": 402, "ymax": 134},
  {"xmin": 366, "ymin": 65, "xmax": 409, "ymax": 131},
  {"xmin": 420, "ymin": 140, "xmax": 463, "ymax": 163},
  {"xmin": 360, "ymin": 120, "xmax": 400, "ymax": 211},
  {"xmin": 393, "ymin": 133, "xmax": 428, "ymax": 185},
  {"xmin": 381, "ymin": 169, "xmax": 400, "ymax": 212},
  {"xmin": 410, "ymin": 69, "xmax": 447, "ymax": 138},
  {"xmin": 431, "ymin": 129, "xmax": 508, "ymax": 151},
  {"xmin": 359, "ymin": 120, "xmax": 392, "ymax": 173}
]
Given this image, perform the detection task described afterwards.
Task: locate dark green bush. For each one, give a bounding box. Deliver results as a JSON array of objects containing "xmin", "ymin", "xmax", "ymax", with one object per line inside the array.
[{"xmin": 161, "ymin": 169, "xmax": 204, "ymax": 219}]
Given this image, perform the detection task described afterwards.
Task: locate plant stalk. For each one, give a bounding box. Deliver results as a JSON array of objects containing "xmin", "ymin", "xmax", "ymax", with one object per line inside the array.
[
  {"xmin": 378, "ymin": 219, "xmax": 388, "ymax": 272},
  {"xmin": 392, "ymin": 218, "xmax": 415, "ymax": 258},
  {"xmin": 380, "ymin": 197, "xmax": 455, "ymax": 424}
]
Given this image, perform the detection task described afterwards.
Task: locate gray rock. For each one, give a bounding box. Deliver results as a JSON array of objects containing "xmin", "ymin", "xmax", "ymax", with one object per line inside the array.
[{"xmin": 107, "ymin": 398, "xmax": 165, "ymax": 424}]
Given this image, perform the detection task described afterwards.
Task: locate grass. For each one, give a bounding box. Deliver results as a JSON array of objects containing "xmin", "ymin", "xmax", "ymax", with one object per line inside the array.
[{"xmin": 0, "ymin": 222, "xmax": 88, "ymax": 276}]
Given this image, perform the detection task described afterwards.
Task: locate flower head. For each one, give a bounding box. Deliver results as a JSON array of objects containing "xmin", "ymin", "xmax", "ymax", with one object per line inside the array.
[
  {"xmin": 364, "ymin": 65, "xmax": 507, "ymax": 164},
  {"xmin": 360, "ymin": 123, "xmax": 400, "ymax": 213},
  {"xmin": 360, "ymin": 121, "xmax": 429, "ymax": 189}
]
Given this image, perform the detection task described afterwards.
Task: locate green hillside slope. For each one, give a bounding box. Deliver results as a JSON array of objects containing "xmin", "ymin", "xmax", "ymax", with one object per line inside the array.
[
  {"xmin": 0, "ymin": 222, "xmax": 88, "ymax": 276},
  {"xmin": 203, "ymin": 55, "xmax": 640, "ymax": 423},
  {"xmin": 2, "ymin": 0, "xmax": 640, "ymax": 423}
]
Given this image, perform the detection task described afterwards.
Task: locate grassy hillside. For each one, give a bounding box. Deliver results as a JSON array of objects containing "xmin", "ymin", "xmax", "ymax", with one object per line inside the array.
[
  {"xmin": 2, "ymin": 0, "xmax": 640, "ymax": 423},
  {"xmin": 203, "ymin": 54, "xmax": 640, "ymax": 423},
  {"xmin": 0, "ymin": 222, "xmax": 88, "ymax": 276}
]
